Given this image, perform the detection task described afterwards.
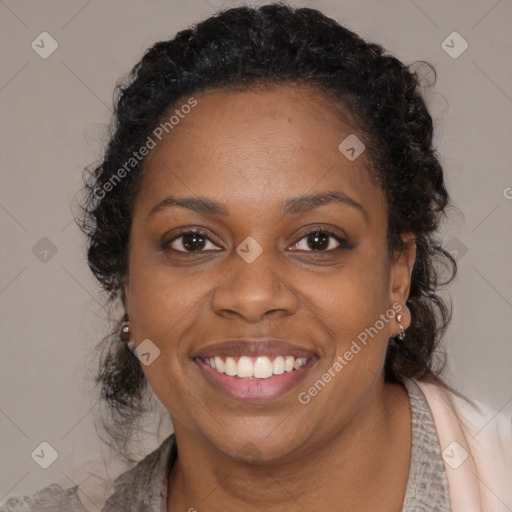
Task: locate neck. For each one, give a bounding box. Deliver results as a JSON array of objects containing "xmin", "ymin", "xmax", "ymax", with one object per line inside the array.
[{"xmin": 167, "ymin": 381, "xmax": 411, "ymax": 512}]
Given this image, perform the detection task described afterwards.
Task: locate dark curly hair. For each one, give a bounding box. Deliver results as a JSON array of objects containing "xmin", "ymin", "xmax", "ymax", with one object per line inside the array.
[{"xmin": 77, "ymin": 3, "xmax": 458, "ymax": 457}]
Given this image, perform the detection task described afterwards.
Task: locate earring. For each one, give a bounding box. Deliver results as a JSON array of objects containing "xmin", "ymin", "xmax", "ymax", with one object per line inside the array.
[
  {"xmin": 120, "ymin": 314, "xmax": 135, "ymax": 353},
  {"xmin": 396, "ymin": 314, "xmax": 406, "ymax": 341}
]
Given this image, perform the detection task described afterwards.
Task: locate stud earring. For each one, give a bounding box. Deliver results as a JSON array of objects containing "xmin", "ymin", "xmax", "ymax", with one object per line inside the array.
[
  {"xmin": 120, "ymin": 314, "xmax": 135, "ymax": 353},
  {"xmin": 396, "ymin": 314, "xmax": 406, "ymax": 341}
]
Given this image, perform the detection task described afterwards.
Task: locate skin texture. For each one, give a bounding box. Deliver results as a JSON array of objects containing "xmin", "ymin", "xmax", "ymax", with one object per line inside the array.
[{"xmin": 124, "ymin": 85, "xmax": 417, "ymax": 511}]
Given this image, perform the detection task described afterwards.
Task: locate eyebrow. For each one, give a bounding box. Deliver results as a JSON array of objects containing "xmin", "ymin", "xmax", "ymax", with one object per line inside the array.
[{"xmin": 146, "ymin": 190, "xmax": 366, "ymax": 221}]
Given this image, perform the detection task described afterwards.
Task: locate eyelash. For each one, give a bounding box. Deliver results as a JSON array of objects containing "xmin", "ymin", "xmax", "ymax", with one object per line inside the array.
[
  {"xmin": 291, "ymin": 228, "xmax": 351, "ymax": 252},
  {"xmin": 162, "ymin": 227, "xmax": 351, "ymax": 254}
]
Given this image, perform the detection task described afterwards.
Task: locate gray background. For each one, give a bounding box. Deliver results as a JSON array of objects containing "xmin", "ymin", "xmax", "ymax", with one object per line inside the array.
[{"xmin": 1, "ymin": 0, "xmax": 511, "ymax": 507}]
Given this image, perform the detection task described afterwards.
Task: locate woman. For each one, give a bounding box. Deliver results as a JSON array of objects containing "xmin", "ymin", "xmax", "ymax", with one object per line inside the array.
[{"xmin": 2, "ymin": 4, "xmax": 510, "ymax": 511}]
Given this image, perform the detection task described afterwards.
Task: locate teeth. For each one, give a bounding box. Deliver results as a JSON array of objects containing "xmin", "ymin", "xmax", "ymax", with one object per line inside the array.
[
  {"xmin": 204, "ymin": 355, "xmax": 309, "ymax": 379},
  {"xmin": 224, "ymin": 357, "xmax": 237, "ymax": 376},
  {"xmin": 272, "ymin": 356, "xmax": 285, "ymax": 375},
  {"xmin": 214, "ymin": 356, "xmax": 225, "ymax": 373},
  {"xmin": 254, "ymin": 357, "xmax": 273, "ymax": 378},
  {"xmin": 294, "ymin": 357, "xmax": 307, "ymax": 370},
  {"xmin": 285, "ymin": 356, "xmax": 295, "ymax": 372},
  {"xmin": 237, "ymin": 356, "xmax": 253, "ymax": 378}
]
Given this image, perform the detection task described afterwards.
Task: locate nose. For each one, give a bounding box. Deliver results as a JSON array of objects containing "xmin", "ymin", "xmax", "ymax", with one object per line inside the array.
[{"xmin": 211, "ymin": 248, "xmax": 299, "ymax": 323}]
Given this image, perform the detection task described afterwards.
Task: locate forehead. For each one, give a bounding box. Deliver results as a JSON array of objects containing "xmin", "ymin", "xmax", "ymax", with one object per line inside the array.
[{"xmin": 135, "ymin": 84, "xmax": 384, "ymax": 218}]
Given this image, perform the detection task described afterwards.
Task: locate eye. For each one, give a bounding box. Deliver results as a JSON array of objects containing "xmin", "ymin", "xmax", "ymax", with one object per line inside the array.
[
  {"xmin": 290, "ymin": 229, "xmax": 348, "ymax": 252},
  {"xmin": 164, "ymin": 229, "xmax": 221, "ymax": 253},
  {"xmin": 163, "ymin": 227, "xmax": 350, "ymax": 254}
]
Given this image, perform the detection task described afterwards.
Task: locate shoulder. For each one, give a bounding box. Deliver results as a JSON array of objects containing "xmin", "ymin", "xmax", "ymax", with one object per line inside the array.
[
  {"xmin": 416, "ymin": 379, "xmax": 512, "ymax": 511},
  {"xmin": 0, "ymin": 483, "xmax": 88, "ymax": 512},
  {"xmin": 0, "ymin": 435, "xmax": 175, "ymax": 512},
  {"xmin": 417, "ymin": 379, "xmax": 511, "ymax": 446},
  {"xmin": 101, "ymin": 433, "xmax": 176, "ymax": 511}
]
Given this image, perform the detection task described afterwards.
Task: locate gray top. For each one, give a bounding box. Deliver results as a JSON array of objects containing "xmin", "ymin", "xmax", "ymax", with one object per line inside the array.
[
  {"xmin": 0, "ymin": 378, "xmax": 450, "ymax": 511},
  {"xmin": 401, "ymin": 378, "xmax": 450, "ymax": 511}
]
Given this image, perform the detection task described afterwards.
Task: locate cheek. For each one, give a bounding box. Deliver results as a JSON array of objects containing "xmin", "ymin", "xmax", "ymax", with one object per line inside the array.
[
  {"xmin": 127, "ymin": 263, "xmax": 206, "ymax": 420},
  {"xmin": 302, "ymin": 259, "xmax": 392, "ymax": 392},
  {"xmin": 139, "ymin": 358, "xmax": 210, "ymax": 438},
  {"xmin": 127, "ymin": 243, "xmax": 218, "ymax": 342},
  {"xmin": 305, "ymin": 253, "xmax": 390, "ymax": 335}
]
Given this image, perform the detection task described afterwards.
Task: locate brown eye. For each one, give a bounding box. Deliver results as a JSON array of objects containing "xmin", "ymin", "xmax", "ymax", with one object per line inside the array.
[
  {"xmin": 165, "ymin": 230, "xmax": 220, "ymax": 253},
  {"xmin": 291, "ymin": 229, "xmax": 347, "ymax": 252}
]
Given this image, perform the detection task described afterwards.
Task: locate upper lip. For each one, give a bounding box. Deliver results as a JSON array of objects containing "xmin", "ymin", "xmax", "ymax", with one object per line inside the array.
[{"xmin": 191, "ymin": 339, "xmax": 316, "ymax": 359}]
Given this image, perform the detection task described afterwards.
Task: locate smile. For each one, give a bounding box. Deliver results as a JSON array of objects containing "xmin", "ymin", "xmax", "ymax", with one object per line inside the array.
[
  {"xmin": 195, "ymin": 354, "xmax": 317, "ymax": 402},
  {"xmin": 200, "ymin": 355, "xmax": 309, "ymax": 379}
]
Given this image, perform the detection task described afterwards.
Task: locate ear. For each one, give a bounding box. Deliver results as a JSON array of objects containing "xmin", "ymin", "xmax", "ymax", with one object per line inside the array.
[{"xmin": 389, "ymin": 232, "xmax": 416, "ymax": 327}]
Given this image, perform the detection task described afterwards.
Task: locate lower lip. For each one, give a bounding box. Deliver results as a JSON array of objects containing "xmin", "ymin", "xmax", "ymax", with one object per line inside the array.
[{"xmin": 195, "ymin": 357, "xmax": 317, "ymax": 403}]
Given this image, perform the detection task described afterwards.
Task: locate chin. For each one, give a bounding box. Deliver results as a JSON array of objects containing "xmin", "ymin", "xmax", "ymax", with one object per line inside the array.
[{"xmin": 203, "ymin": 420, "xmax": 311, "ymax": 465}]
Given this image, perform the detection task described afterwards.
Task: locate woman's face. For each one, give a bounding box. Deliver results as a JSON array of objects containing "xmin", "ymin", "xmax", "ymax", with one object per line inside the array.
[{"xmin": 124, "ymin": 85, "xmax": 415, "ymax": 461}]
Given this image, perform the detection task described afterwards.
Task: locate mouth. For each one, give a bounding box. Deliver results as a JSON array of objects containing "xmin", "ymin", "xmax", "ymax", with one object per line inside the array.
[
  {"xmin": 192, "ymin": 340, "xmax": 318, "ymax": 402},
  {"xmin": 199, "ymin": 355, "xmax": 310, "ymax": 378}
]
